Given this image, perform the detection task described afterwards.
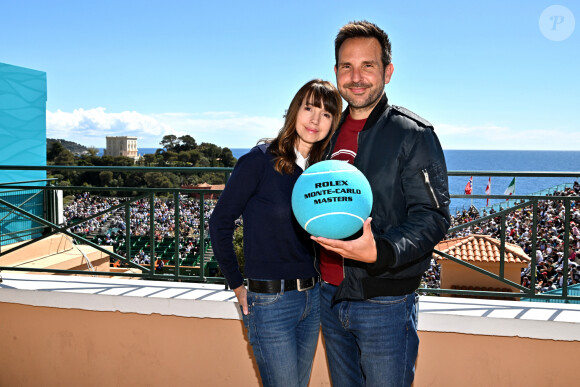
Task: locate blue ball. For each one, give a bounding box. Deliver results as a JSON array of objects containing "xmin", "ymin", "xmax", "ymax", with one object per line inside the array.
[{"xmin": 292, "ymin": 160, "xmax": 373, "ymax": 239}]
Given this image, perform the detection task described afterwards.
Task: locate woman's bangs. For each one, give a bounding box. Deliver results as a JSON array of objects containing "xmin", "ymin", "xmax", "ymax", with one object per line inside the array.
[{"xmin": 304, "ymin": 85, "xmax": 338, "ymax": 116}]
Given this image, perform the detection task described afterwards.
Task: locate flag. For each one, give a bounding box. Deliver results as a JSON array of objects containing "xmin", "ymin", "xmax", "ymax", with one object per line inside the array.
[
  {"xmin": 464, "ymin": 176, "xmax": 473, "ymax": 195},
  {"xmin": 504, "ymin": 177, "xmax": 516, "ymax": 195},
  {"xmin": 485, "ymin": 177, "xmax": 491, "ymax": 205}
]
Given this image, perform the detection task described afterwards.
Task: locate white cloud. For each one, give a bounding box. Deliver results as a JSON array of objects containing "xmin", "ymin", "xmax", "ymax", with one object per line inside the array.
[
  {"xmin": 47, "ymin": 108, "xmax": 175, "ymax": 148},
  {"xmin": 151, "ymin": 113, "xmax": 283, "ymax": 149},
  {"xmin": 53, "ymin": 108, "xmax": 580, "ymax": 152},
  {"xmin": 47, "ymin": 108, "xmax": 283, "ymax": 149}
]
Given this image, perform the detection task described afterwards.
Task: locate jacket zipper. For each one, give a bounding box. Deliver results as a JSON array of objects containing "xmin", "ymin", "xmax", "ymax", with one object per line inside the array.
[{"xmin": 422, "ymin": 169, "xmax": 440, "ymax": 209}]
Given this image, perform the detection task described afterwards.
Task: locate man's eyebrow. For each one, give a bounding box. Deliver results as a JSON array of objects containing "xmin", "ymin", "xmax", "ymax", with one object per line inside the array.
[{"xmin": 338, "ymin": 59, "xmax": 379, "ymax": 66}]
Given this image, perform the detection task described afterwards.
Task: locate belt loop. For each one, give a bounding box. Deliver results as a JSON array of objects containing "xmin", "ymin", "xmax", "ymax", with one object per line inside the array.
[{"xmin": 280, "ymin": 279, "xmax": 285, "ymax": 295}]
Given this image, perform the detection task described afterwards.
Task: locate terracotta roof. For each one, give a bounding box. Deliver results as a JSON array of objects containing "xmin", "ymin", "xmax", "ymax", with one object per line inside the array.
[{"xmin": 434, "ymin": 234, "xmax": 530, "ymax": 264}]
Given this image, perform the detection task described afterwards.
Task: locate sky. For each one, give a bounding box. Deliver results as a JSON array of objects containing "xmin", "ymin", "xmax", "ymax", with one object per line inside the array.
[{"xmin": 1, "ymin": 0, "xmax": 578, "ymax": 150}]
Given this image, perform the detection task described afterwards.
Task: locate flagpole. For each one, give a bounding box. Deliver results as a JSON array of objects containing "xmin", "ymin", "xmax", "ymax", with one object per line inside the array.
[
  {"xmin": 464, "ymin": 176, "xmax": 473, "ymax": 209},
  {"xmin": 485, "ymin": 177, "xmax": 491, "ymax": 207}
]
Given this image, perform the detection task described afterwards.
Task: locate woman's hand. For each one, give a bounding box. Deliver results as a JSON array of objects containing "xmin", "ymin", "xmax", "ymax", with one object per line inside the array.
[{"xmin": 234, "ymin": 285, "xmax": 249, "ymax": 315}]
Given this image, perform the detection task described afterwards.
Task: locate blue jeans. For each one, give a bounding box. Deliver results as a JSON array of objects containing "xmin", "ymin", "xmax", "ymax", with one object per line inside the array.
[
  {"xmin": 241, "ymin": 282, "xmax": 320, "ymax": 387},
  {"xmin": 320, "ymin": 281, "xmax": 419, "ymax": 387}
]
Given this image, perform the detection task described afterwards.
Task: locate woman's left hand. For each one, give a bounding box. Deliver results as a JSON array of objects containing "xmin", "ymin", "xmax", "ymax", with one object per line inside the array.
[{"xmin": 234, "ymin": 285, "xmax": 249, "ymax": 315}]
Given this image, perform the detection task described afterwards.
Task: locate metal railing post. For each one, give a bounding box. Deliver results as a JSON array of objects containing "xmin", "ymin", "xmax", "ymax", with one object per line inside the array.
[
  {"xmin": 199, "ymin": 193, "xmax": 205, "ymax": 281},
  {"xmin": 563, "ymin": 198, "xmax": 571, "ymax": 302},
  {"xmin": 499, "ymin": 212, "xmax": 506, "ymax": 280},
  {"xmin": 530, "ymin": 199, "xmax": 538, "ymax": 296},
  {"xmin": 174, "ymin": 191, "xmax": 180, "ymax": 281},
  {"xmin": 149, "ymin": 192, "xmax": 155, "ymax": 279},
  {"xmin": 125, "ymin": 201, "xmax": 131, "ymax": 265}
]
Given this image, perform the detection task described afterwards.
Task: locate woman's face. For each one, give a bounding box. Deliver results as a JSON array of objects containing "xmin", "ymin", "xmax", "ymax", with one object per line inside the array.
[{"xmin": 295, "ymin": 97, "xmax": 333, "ymax": 157}]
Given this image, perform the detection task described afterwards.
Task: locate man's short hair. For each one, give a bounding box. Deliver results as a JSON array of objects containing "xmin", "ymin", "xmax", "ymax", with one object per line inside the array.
[{"xmin": 335, "ymin": 20, "xmax": 392, "ymax": 69}]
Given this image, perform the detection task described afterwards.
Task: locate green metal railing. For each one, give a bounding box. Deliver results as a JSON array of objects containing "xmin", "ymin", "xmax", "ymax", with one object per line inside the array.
[
  {"xmin": 0, "ymin": 165, "xmax": 579, "ymax": 302},
  {"xmin": 422, "ymin": 170, "xmax": 580, "ymax": 302},
  {"xmin": 0, "ymin": 165, "xmax": 231, "ymax": 283}
]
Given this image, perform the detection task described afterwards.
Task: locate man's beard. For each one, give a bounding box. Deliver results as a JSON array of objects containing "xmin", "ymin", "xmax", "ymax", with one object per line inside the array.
[{"xmin": 341, "ymin": 82, "xmax": 384, "ymax": 110}]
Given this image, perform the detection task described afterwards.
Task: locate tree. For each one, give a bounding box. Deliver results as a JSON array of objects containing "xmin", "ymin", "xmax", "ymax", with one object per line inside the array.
[
  {"xmin": 220, "ymin": 148, "xmax": 236, "ymax": 167},
  {"xmin": 197, "ymin": 172, "xmax": 226, "ymax": 185},
  {"xmin": 99, "ymin": 171, "xmax": 114, "ymax": 186},
  {"xmin": 177, "ymin": 151, "xmax": 192, "ymax": 164},
  {"xmin": 124, "ymin": 172, "xmax": 145, "ymax": 187},
  {"xmin": 143, "ymin": 172, "xmax": 173, "ymax": 188},
  {"xmin": 178, "ymin": 135, "xmax": 197, "ymax": 152},
  {"xmin": 112, "ymin": 156, "xmax": 135, "ymax": 166},
  {"xmin": 196, "ymin": 156, "xmax": 211, "ymax": 168},
  {"xmin": 87, "ymin": 147, "xmax": 99, "ymax": 157},
  {"xmin": 180, "ymin": 149, "xmax": 202, "ymax": 165},
  {"xmin": 198, "ymin": 143, "xmax": 223, "ymax": 167},
  {"xmin": 142, "ymin": 154, "xmax": 157, "ymax": 166},
  {"xmin": 54, "ymin": 149, "xmax": 76, "ymax": 165},
  {"xmin": 47, "ymin": 142, "xmax": 73, "ymax": 163},
  {"xmin": 160, "ymin": 135, "xmax": 178, "ymax": 152},
  {"xmin": 162, "ymin": 150, "xmax": 179, "ymax": 164}
]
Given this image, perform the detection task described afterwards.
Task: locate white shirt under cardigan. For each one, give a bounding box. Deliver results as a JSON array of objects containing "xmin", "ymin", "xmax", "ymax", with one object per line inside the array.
[{"xmin": 294, "ymin": 147, "xmax": 308, "ymax": 171}]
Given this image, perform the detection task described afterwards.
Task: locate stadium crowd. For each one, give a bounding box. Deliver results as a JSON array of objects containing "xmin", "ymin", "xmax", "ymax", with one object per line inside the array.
[{"xmin": 63, "ymin": 192, "xmax": 216, "ymax": 264}]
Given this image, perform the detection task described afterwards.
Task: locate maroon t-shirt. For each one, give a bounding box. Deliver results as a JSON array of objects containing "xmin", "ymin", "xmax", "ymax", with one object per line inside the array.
[{"xmin": 319, "ymin": 115, "xmax": 367, "ymax": 285}]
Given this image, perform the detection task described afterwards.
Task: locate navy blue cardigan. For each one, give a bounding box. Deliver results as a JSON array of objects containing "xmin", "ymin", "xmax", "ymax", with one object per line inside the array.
[{"xmin": 208, "ymin": 144, "xmax": 317, "ymax": 289}]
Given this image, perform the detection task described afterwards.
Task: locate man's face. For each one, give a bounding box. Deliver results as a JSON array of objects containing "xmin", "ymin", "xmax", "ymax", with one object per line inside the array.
[{"xmin": 335, "ymin": 37, "xmax": 394, "ymax": 119}]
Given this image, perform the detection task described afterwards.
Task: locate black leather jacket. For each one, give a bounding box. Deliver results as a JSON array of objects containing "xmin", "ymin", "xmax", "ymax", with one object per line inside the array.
[{"xmin": 326, "ymin": 93, "xmax": 451, "ymax": 302}]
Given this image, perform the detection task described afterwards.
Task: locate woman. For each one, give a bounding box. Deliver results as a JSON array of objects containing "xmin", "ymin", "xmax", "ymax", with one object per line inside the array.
[{"xmin": 209, "ymin": 79, "xmax": 342, "ymax": 386}]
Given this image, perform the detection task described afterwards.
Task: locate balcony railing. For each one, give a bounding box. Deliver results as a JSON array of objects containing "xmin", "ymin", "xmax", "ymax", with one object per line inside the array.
[{"xmin": 0, "ymin": 165, "xmax": 579, "ymax": 302}]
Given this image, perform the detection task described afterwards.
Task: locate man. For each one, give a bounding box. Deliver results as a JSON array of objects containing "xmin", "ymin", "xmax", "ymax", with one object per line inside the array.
[{"xmin": 312, "ymin": 21, "xmax": 450, "ymax": 386}]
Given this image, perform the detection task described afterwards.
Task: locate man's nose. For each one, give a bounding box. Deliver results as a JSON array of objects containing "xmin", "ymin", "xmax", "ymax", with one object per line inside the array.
[{"xmin": 351, "ymin": 67, "xmax": 362, "ymax": 82}]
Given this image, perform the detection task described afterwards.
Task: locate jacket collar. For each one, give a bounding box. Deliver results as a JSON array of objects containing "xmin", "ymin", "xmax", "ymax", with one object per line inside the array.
[
  {"xmin": 337, "ymin": 92, "xmax": 390, "ymax": 132},
  {"xmin": 362, "ymin": 92, "xmax": 389, "ymax": 131}
]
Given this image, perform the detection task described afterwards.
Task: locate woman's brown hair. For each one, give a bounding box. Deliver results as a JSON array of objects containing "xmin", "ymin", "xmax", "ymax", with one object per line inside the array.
[{"xmin": 264, "ymin": 79, "xmax": 342, "ymax": 174}]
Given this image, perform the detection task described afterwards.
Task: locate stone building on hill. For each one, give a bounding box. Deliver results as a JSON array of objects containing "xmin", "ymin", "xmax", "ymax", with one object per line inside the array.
[{"xmin": 104, "ymin": 136, "xmax": 138, "ymax": 161}]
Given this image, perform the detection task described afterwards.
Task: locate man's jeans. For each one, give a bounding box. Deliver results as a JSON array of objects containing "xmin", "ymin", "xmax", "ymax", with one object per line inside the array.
[
  {"xmin": 241, "ymin": 282, "xmax": 320, "ymax": 387},
  {"xmin": 320, "ymin": 281, "xmax": 419, "ymax": 387}
]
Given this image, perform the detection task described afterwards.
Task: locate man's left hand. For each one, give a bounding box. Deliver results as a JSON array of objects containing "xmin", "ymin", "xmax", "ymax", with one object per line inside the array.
[{"xmin": 311, "ymin": 217, "xmax": 377, "ymax": 263}]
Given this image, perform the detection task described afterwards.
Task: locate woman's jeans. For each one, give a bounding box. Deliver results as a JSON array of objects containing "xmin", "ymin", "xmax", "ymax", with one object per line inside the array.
[
  {"xmin": 320, "ymin": 281, "xmax": 419, "ymax": 387},
  {"xmin": 241, "ymin": 282, "xmax": 320, "ymax": 387}
]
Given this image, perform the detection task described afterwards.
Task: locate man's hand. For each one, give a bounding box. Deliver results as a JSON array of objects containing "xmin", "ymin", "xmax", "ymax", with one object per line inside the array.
[
  {"xmin": 312, "ymin": 217, "xmax": 377, "ymax": 263},
  {"xmin": 234, "ymin": 285, "xmax": 249, "ymax": 315}
]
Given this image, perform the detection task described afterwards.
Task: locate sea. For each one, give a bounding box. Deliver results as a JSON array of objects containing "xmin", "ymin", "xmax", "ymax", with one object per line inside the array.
[{"xmin": 101, "ymin": 148, "xmax": 580, "ymax": 214}]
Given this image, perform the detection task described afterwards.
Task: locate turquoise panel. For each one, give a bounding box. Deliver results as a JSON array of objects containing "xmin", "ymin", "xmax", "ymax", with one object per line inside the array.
[
  {"xmin": 0, "ymin": 63, "xmax": 47, "ymax": 244},
  {"xmin": 0, "ymin": 62, "xmax": 47, "ymax": 184},
  {"xmin": 0, "ymin": 190, "xmax": 44, "ymax": 245}
]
